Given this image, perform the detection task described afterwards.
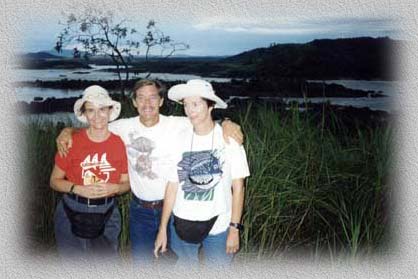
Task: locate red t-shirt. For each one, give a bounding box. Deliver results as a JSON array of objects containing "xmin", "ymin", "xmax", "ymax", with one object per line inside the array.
[{"xmin": 55, "ymin": 129, "xmax": 128, "ymax": 186}]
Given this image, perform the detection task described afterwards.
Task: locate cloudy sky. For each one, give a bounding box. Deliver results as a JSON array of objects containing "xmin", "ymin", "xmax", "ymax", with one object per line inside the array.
[{"xmin": 21, "ymin": 12, "xmax": 399, "ymax": 57}]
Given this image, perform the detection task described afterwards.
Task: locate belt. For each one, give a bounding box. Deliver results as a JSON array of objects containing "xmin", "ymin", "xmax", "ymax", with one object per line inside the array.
[
  {"xmin": 67, "ymin": 194, "xmax": 114, "ymax": 207},
  {"xmin": 132, "ymin": 195, "xmax": 163, "ymax": 209}
]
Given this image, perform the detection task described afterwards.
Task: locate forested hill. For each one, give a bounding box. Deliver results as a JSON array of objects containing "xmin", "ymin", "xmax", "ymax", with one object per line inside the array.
[
  {"xmin": 223, "ymin": 37, "xmax": 399, "ymax": 80},
  {"xmin": 18, "ymin": 37, "xmax": 400, "ymax": 80}
]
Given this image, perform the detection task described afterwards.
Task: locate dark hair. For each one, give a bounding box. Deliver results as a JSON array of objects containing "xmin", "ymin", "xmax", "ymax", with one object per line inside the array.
[
  {"xmin": 131, "ymin": 79, "xmax": 166, "ymax": 100},
  {"xmin": 80, "ymin": 102, "xmax": 87, "ymax": 114},
  {"xmin": 202, "ymin": 98, "xmax": 216, "ymax": 108}
]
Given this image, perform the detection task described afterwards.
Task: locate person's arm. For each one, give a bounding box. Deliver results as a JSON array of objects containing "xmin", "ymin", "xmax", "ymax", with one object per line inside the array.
[
  {"xmin": 50, "ymin": 165, "xmax": 129, "ymax": 199},
  {"xmin": 171, "ymin": 115, "xmax": 244, "ymax": 145},
  {"xmin": 226, "ymin": 178, "xmax": 245, "ymax": 254},
  {"xmin": 49, "ymin": 164, "xmax": 77, "ymax": 194},
  {"xmin": 95, "ymin": 173, "xmax": 130, "ymax": 197},
  {"xmin": 56, "ymin": 127, "xmax": 79, "ymax": 157},
  {"xmin": 49, "ymin": 164, "xmax": 98, "ymax": 198},
  {"xmin": 154, "ymin": 181, "xmax": 178, "ymax": 258},
  {"xmin": 221, "ymin": 120, "xmax": 244, "ymax": 145}
]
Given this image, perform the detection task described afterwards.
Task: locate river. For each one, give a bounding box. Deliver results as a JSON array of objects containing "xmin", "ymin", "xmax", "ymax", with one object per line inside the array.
[
  {"xmin": 14, "ymin": 66, "xmax": 401, "ymax": 113},
  {"xmin": 13, "ymin": 64, "xmax": 231, "ymax": 84}
]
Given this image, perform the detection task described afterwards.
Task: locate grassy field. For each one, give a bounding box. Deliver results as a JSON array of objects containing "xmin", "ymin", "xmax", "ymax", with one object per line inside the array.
[
  {"xmin": 237, "ymin": 103, "xmax": 392, "ymax": 259},
  {"xmin": 24, "ymin": 102, "xmax": 392, "ymax": 259}
]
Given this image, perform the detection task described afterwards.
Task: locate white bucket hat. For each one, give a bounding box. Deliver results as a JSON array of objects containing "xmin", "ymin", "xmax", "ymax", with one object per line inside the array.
[
  {"xmin": 168, "ymin": 79, "xmax": 227, "ymax": 109},
  {"xmin": 73, "ymin": 85, "xmax": 121, "ymax": 123}
]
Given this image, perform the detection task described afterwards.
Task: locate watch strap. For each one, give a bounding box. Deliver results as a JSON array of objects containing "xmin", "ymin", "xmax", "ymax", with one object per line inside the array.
[
  {"xmin": 69, "ymin": 184, "xmax": 75, "ymax": 194},
  {"xmin": 229, "ymin": 222, "xmax": 244, "ymax": 231}
]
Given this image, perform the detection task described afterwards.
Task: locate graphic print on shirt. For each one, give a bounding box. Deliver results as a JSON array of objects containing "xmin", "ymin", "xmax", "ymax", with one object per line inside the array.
[
  {"xmin": 126, "ymin": 133, "xmax": 158, "ymax": 179},
  {"xmin": 80, "ymin": 153, "xmax": 116, "ymax": 185},
  {"xmin": 177, "ymin": 149, "xmax": 223, "ymax": 201}
]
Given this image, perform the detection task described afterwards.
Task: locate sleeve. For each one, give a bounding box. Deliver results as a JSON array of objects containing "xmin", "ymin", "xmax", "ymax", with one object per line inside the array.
[
  {"xmin": 227, "ymin": 138, "xmax": 250, "ymax": 180},
  {"xmin": 165, "ymin": 138, "xmax": 181, "ymax": 183},
  {"xmin": 170, "ymin": 116, "xmax": 192, "ymax": 131},
  {"xmin": 54, "ymin": 152, "xmax": 68, "ymax": 173},
  {"xmin": 118, "ymin": 141, "xmax": 128, "ymax": 174}
]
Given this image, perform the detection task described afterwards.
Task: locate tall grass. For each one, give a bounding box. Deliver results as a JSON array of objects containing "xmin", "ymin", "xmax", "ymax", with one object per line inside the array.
[
  {"xmin": 24, "ymin": 103, "xmax": 392, "ymax": 259},
  {"xmin": 25, "ymin": 120, "xmax": 62, "ymax": 251},
  {"xmin": 238, "ymin": 103, "xmax": 391, "ymax": 258}
]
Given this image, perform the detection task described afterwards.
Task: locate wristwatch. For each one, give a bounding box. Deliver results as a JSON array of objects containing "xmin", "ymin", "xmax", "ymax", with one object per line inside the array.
[
  {"xmin": 229, "ymin": 222, "xmax": 244, "ymax": 231},
  {"xmin": 69, "ymin": 184, "xmax": 76, "ymax": 195}
]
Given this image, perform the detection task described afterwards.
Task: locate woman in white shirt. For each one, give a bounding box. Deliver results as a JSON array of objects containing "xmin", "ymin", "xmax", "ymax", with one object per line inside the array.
[{"xmin": 154, "ymin": 79, "xmax": 250, "ymax": 267}]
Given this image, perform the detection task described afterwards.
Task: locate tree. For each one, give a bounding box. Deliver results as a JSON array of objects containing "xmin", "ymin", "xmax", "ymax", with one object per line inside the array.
[
  {"xmin": 73, "ymin": 47, "xmax": 81, "ymax": 58},
  {"xmin": 55, "ymin": 8, "xmax": 189, "ymax": 98}
]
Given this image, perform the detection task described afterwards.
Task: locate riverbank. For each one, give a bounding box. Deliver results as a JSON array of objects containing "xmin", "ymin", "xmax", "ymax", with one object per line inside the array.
[
  {"xmin": 16, "ymin": 77, "xmax": 392, "ymax": 130},
  {"xmin": 16, "ymin": 77, "xmax": 385, "ymax": 100},
  {"xmin": 18, "ymin": 94, "xmax": 391, "ymax": 136}
]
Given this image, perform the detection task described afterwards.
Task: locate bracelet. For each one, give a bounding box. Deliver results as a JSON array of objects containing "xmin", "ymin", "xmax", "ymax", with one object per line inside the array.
[
  {"xmin": 69, "ymin": 184, "xmax": 75, "ymax": 194},
  {"xmin": 229, "ymin": 222, "xmax": 244, "ymax": 231}
]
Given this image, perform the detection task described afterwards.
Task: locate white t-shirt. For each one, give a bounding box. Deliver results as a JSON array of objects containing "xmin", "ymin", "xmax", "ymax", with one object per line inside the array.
[
  {"xmin": 170, "ymin": 124, "xmax": 250, "ymax": 235},
  {"xmin": 109, "ymin": 115, "xmax": 191, "ymax": 201}
]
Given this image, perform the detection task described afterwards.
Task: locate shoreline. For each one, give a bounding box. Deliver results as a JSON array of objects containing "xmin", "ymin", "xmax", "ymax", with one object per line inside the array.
[
  {"xmin": 17, "ymin": 96, "xmax": 391, "ymax": 130},
  {"xmin": 15, "ymin": 78, "xmax": 386, "ymax": 100},
  {"xmin": 15, "ymin": 78, "xmax": 392, "ymax": 123}
]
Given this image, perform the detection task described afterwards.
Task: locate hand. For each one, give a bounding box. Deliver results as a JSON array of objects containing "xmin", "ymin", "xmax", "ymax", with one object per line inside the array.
[
  {"xmin": 74, "ymin": 183, "xmax": 116, "ymax": 199},
  {"xmin": 154, "ymin": 230, "xmax": 168, "ymax": 258},
  {"xmin": 226, "ymin": 227, "xmax": 240, "ymax": 254},
  {"xmin": 56, "ymin": 128, "xmax": 74, "ymax": 157},
  {"xmin": 95, "ymin": 182, "xmax": 119, "ymax": 197},
  {"xmin": 222, "ymin": 120, "xmax": 244, "ymax": 145}
]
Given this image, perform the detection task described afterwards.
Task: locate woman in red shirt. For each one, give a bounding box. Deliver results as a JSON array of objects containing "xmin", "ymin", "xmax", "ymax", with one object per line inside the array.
[{"xmin": 50, "ymin": 85, "xmax": 129, "ymax": 257}]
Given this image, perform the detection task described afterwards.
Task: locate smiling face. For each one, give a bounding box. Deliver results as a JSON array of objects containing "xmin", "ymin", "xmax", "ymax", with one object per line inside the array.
[
  {"xmin": 132, "ymin": 84, "xmax": 163, "ymax": 126},
  {"xmin": 183, "ymin": 96, "xmax": 213, "ymax": 128},
  {"xmin": 83, "ymin": 101, "xmax": 112, "ymax": 130}
]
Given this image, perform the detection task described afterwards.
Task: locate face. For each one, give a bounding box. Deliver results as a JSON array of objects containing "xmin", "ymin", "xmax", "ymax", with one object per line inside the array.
[
  {"xmin": 83, "ymin": 101, "xmax": 112, "ymax": 130},
  {"xmin": 132, "ymin": 85, "xmax": 163, "ymax": 124},
  {"xmin": 183, "ymin": 96, "xmax": 213, "ymax": 127}
]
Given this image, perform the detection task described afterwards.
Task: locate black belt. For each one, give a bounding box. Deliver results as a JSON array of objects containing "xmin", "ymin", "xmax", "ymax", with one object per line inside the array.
[
  {"xmin": 67, "ymin": 194, "xmax": 114, "ymax": 206},
  {"xmin": 132, "ymin": 195, "xmax": 163, "ymax": 209}
]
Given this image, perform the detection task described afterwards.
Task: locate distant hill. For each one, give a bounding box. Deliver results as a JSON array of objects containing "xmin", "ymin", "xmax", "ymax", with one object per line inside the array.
[
  {"xmin": 17, "ymin": 37, "xmax": 399, "ymax": 80},
  {"xmin": 19, "ymin": 49, "xmax": 77, "ymax": 58},
  {"xmin": 18, "ymin": 54, "xmax": 91, "ymax": 70},
  {"xmin": 223, "ymin": 37, "xmax": 399, "ymax": 80},
  {"xmin": 23, "ymin": 51, "xmax": 62, "ymax": 59}
]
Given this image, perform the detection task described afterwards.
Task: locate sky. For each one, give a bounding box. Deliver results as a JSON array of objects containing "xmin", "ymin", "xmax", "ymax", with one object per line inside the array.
[{"xmin": 21, "ymin": 14, "xmax": 400, "ymax": 57}]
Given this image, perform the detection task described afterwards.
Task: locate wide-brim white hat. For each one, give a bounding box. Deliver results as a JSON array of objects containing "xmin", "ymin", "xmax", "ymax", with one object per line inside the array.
[
  {"xmin": 168, "ymin": 79, "xmax": 227, "ymax": 109},
  {"xmin": 73, "ymin": 85, "xmax": 121, "ymax": 123}
]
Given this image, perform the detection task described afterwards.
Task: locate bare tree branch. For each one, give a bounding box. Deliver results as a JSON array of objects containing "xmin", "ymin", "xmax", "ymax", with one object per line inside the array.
[{"xmin": 55, "ymin": 8, "xmax": 189, "ymax": 97}]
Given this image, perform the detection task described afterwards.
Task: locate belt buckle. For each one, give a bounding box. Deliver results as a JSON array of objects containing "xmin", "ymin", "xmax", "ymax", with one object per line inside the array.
[
  {"xmin": 87, "ymin": 198, "xmax": 97, "ymax": 208},
  {"xmin": 152, "ymin": 200, "xmax": 162, "ymax": 209}
]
